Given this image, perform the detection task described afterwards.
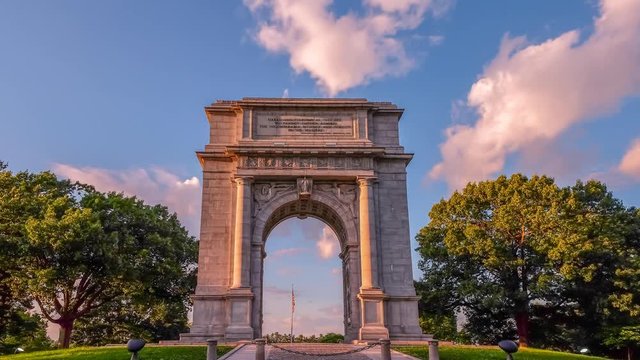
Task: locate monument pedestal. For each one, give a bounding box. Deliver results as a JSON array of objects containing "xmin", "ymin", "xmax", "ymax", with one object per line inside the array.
[
  {"xmin": 386, "ymin": 296, "xmax": 433, "ymax": 341},
  {"xmin": 358, "ymin": 288, "xmax": 389, "ymax": 341},
  {"xmin": 224, "ymin": 288, "xmax": 255, "ymax": 341},
  {"xmin": 180, "ymin": 294, "xmax": 226, "ymax": 342}
]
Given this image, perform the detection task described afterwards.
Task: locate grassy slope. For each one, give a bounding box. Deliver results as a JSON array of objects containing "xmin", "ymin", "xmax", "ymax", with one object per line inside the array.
[
  {"xmin": 394, "ymin": 345, "xmax": 608, "ymax": 360},
  {"xmin": 0, "ymin": 345, "xmax": 234, "ymax": 360}
]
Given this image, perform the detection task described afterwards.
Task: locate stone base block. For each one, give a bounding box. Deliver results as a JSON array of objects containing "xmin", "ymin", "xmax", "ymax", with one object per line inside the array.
[
  {"xmin": 224, "ymin": 325, "xmax": 254, "ymax": 342},
  {"xmin": 389, "ymin": 333, "xmax": 434, "ymax": 342},
  {"xmin": 177, "ymin": 332, "xmax": 223, "ymax": 343},
  {"xmin": 359, "ymin": 325, "xmax": 390, "ymax": 341}
]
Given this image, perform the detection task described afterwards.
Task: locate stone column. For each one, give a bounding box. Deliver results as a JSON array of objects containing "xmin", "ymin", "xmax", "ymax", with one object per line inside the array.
[
  {"xmin": 226, "ymin": 179, "xmax": 255, "ymax": 341},
  {"xmin": 358, "ymin": 177, "xmax": 378, "ymax": 289},
  {"xmin": 357, "ymin": 177, "xmax": 388, "ymax": 341},
  {"xmin": 232, "ymin": 176, "xmax": 253, "ymax": 288}
]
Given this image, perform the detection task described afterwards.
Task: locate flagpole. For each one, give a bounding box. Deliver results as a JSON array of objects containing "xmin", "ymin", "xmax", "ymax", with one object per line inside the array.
[{"xmin": 290, "ymin": 284, "xmax": 294, "ymax": 344}]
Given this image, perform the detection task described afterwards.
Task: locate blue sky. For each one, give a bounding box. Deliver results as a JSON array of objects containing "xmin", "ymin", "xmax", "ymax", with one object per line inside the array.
[{"xmin": 1, "ymin": 0, "xmax": 640, "ymax": 336}]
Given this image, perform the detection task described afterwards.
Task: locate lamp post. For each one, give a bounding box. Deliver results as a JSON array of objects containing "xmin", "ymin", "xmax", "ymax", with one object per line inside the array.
[
  {"xmin": 498, "ymin": 340, "xmax": 518, "ymax": 360},
  {"xmin": 127, "ymin": 339, "xmax": 146, "ymax": 360}
]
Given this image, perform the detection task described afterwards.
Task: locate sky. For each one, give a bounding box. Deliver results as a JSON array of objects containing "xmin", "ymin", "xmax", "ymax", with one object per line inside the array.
[{"xmin": 1, "ymin": 0, "xmax": 640, "ymax": 337}]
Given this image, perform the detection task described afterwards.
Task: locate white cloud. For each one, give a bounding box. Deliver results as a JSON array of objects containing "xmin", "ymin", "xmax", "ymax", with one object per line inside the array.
[
  {"xmin": 428, "ymin": 34, "xmax": 445, "ymax": 46},
  {"xmin": 430, "ymin": 0, "xmax": 640, "ymax": 190},
  {"xmin": 316, "ymin": 225, "xmax": 339, "ymax": 259},
  {"xmin": 618, "ymin": 138, "xmax": 640, "ymax": 179},
  {"xmin": 53, "ymin": 164, "xmax": 201, "ymax": 236},
  {"xmin": 270, "ymin": 247, "xmax": 307, "ymax": 259},
  {"xmin": 245, "ymin": 0, "xmax": 452, "ymax": 95}
]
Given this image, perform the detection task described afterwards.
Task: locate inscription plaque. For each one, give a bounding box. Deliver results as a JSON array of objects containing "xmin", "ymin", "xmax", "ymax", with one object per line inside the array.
[{"xmin": 254, "ymin": 111, "xmax": 355, "ymax": 138}]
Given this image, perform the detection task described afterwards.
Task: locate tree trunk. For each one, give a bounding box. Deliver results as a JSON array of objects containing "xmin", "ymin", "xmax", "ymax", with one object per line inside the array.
[
  {"xmin": 58, "ymin": 319, "xmax": 74, "ymax": 349},
  {"xmin": 627, "ymin": 346, "xmax": 633, "ymax": 360},
  {"xmin": 515, "ymin": 311, "xmax": 529, "ymax": 348}
]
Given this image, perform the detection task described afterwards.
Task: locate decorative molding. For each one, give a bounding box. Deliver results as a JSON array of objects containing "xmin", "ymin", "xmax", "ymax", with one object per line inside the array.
[
  {"xmin": 297, "ymin": 178, "xmax": 313, "ymax": 200},
  {"xmin": 315, "ymin": 182, "xmax": 357, "ymax": 217},
  {"xmin": 357, "ymin": 176, "xmax": 376, "ymax": 187},
  {"xmin": 253, "ymin": 182, "xmax": 295, "ymax": 217},
  {"xmin": 240, "ymin": 156, "xmax": 373, "ymax": 170}
]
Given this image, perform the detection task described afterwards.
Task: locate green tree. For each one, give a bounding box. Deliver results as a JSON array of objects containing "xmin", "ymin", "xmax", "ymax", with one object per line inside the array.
[
  {"xmin": 69, "ymin": 191, "xmax": 196, "ymax": 346},
  {"xmin": 416, "ymin": 175, "xmax": 640, "ymax": 351},
  {"xmin": 604, "ymin": 325, "xmax": 640, "ymax": 360},
  {"xmin": 1, "ymin": 166, "xmax": 197, "ymax": 348},
  {"xmin": 21, "ymin": 189, "xmax": 197, "ymax": 348},
  {"xmin": 0, "ymin": 163, "xmax": 71, "ymax": 351},
  {"xmin": 417, "ymin": 174, "xmax": 565, "ymax": 347},
  {"xmin": 0, "ymin": 312, "xmax": 53, "ymax": 354},
  {"xmin": 319, "ymin": 333, "xmax": 344, "ymax": 343},
  {"xmin": 542, "ymin": 181, "xmax": 640, "ymax": 354}
]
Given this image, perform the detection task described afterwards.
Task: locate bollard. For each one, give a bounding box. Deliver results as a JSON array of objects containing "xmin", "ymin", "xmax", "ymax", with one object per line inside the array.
[
  {"xmin": 380, "ymin": 338, "xmax": 391, "ymax": 360},
  {"xmin": 206, "ymin": 339, "xmax": 218, "ymax": 360},
  {"xmin": 255, "ymin": 338, "xmax": 266, "ymax": 360},
  {"xmin": 127, "ymin": 339, "xmax": 146, "ymax": 360},
  {"xmin": 428, "ymin": 340, "xmax": 440, "ymax": 360}
]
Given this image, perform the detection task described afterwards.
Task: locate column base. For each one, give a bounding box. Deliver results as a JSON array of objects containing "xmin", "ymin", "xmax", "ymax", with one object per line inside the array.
[
  {"xmin": 180, "ymin": 294, "xmax": 226, "ymax": 343},
  {"xmin": 359, "ymin": 325, "xmax": 390, "ymax": 341},
  {"xmin": 385, "ymin": 295, "xmax": 431, "ymax": 341},
  {"xmin": 224, "ymin": 325, "xmax": 255, "ymax": 342},
  {"xmin": 358, "ymin": 288, "xmax": 389, "ymax": 341},
  {"xmin": 225, "ymin": 287, "xmax": 255, "ymax": 341},
  {"xmin": 179, "ymin": 289, "xmax": 256, "ymax": 343}
]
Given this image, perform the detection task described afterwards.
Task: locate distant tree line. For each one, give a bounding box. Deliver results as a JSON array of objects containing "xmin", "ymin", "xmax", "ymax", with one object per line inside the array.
[
  {"xmin": 264, "ymin": 332, "xmax": 344, "ymax": 343},
  {"xmin": 416, "ymin": 174, "xmax": 640, "ymax": 359},
  {"xmin": 0, "ymin": 161, "xmax": 197, "ymax": 353}
]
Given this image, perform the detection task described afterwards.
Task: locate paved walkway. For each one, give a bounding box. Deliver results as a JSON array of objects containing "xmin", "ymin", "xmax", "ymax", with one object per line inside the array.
[{"xmin": 220, "ymin": 343, "xmax": 419, "ymax": 360}]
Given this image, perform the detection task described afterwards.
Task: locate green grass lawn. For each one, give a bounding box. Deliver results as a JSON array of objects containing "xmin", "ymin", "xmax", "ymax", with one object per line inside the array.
[
  {"xmin": 0, "ymin": 345, "xmax": 234, "ymax": 360},
  {"xmin": 0, "ymin": 344, "xmax": 609, "ymax": 360},
  {"xmin": 394, "ymin": 345, "xmax": 608, "ymax": 360}
]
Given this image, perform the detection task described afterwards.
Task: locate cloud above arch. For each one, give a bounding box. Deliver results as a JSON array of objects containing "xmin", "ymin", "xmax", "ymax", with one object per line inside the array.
[
  {"xmin": 429, "ymin": 0, "xmax": 640, "ymax": 190},
  {"xmin": 244, "ymin": 0, "xmax": 453, "ymax": 95},
  {"xmin": 316, "ymin": 225, "xmax": 339, "ymax": 259}
]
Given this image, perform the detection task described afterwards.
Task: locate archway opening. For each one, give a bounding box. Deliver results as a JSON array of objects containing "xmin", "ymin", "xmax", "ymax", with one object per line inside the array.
[{"xmin": 262, "ymin": 216, "xmax": 344, "ymax": 341}]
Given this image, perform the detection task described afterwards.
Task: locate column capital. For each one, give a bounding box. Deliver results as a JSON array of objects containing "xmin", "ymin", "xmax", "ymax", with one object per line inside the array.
[
  {"xmin": 357, "ymin": 177, "xmax": 377, "ymax": 187},
  {"xmin": 234, "ymin": 176, "xmax": 254, "ymax": 185}
]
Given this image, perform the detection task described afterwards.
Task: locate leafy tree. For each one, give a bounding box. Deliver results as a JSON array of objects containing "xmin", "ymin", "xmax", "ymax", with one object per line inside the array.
[
  {"xmin": 415, "ymin": 281, "xmax": 460, "ymax": 341},
  {"xmin": 416, "ymin": 174, "xmax": 640, "ymax": 352},
  {"xmin": 0, "ymin": 163, "xmax": 71, "ymax": 350},
  {"xmin": 71, "ymin": 288, "xmax": 191, "ymax": 345},
  {"xmin": 0, "ymin": 312, "xmax": 53, "ymax": 354},
  {"xmin": 541, "ymin": 181, "xmax": 640, "ymax": 354},
  {"xmin": 1, "ymin": 166, "xmax": 197, "ymax": 348},
  {"xmin": 604, "ymin": 325, "xmax": 640, "ymax": 360},
  {"xmin": 319, "ymin": 333, "xmax": 344, "ymax": 343},
  {"xmin": 263, "ymin": 332, "xmax": 345, "ymax": 343},
  {"xmin": 417, "ymin": 174, "xmax": 565, "ymax": 347}
]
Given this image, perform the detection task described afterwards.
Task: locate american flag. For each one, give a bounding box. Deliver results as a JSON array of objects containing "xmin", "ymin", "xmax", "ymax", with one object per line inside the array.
[{"xmin": 291, "ymin": 285, "xmax": 296, "ymax": 313}]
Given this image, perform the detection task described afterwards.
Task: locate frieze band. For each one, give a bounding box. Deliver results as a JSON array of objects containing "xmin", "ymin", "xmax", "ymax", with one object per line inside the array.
[{"xmin": 240, "ymin": 156, "xmax": 372, "ymax": 170}]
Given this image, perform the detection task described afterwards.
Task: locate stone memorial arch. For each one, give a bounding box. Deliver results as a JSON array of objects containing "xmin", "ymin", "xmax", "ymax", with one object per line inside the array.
[{"xmin": 181, "ymin": 98, "xmax": 428, "ymax": 343}]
